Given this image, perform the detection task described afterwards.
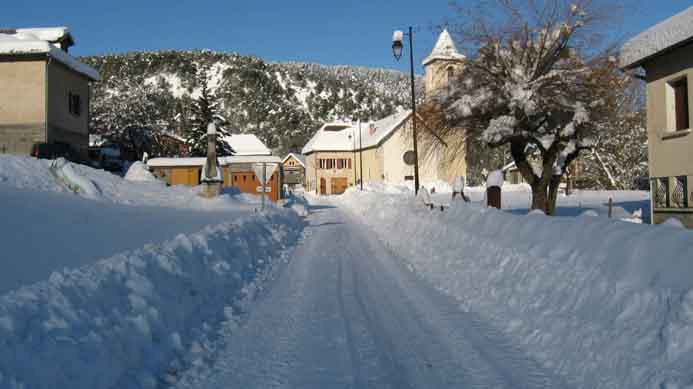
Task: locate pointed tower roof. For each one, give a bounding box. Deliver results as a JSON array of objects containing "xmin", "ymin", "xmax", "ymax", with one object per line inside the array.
[{"xmin": 422, "ymin": 29, "xmax": 466, "ymax": 66}]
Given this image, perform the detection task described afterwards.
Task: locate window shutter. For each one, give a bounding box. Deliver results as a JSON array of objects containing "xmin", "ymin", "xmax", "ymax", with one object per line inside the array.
[{"xmin": 673, "ymin": 79, "xmax": 690, "ymax": 131}]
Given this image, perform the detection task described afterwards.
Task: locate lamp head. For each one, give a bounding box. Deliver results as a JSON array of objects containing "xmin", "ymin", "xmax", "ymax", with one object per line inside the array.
[{"xmin": 392, "ymin": 30, "xmax": 404, "ymax": 61}]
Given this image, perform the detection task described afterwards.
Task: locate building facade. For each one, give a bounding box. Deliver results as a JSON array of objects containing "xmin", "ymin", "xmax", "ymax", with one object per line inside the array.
[
  {"xmin": 621, "ymin": 6, "xmax": 693, "ymax": 227},
  {"xmin": 0, "ymin": 27, "xmax": 100, "ymax": 160},
  {"xmin": 302, "ymin": 29, "xmax": 469, "ymax": 195},
  {"xmin": 281, "ymin": 153, "xmax": 305, "ymax": 189}
]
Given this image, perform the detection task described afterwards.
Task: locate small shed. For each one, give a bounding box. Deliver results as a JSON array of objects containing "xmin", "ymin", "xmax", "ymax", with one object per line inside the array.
[{"xmin": 147, "ymin": 155, "xmax": 283, "ymax": 202}]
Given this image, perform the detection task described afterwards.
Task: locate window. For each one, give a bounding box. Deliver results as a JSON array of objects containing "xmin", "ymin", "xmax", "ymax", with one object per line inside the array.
[
  {"xmin": 668, "ymin": 78, "xmax": 689, "ymax": 131},
  {"xmin": 68, "ymin": 92, "xmax": 81, "ymax": 117}
]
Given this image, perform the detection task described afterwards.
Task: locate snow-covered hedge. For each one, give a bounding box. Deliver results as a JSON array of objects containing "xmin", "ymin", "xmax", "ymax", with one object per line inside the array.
[
  {"xmin": 341, "ymin": 190, "xmax": 693, "ymax": 388},
  {"xmin": 0, "ymin": 210, "xmax": 302, "ymax": 389}
]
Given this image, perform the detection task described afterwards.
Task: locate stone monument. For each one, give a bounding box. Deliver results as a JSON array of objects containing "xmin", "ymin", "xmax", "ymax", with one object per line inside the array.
[{"xmin": 200, "ymin": 121, "xmax": 223, "ymax": 198}]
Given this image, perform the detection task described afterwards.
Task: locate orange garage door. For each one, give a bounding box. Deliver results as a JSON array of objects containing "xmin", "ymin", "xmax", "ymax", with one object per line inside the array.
[{"xmin": 331, "ymin": 177, "xmax": 349, "ymax": 195}]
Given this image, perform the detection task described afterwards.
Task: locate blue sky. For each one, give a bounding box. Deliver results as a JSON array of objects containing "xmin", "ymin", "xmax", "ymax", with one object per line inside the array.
[{"xmin": 4, "ymin": 0, "xmax": 692, "ymax": 74}]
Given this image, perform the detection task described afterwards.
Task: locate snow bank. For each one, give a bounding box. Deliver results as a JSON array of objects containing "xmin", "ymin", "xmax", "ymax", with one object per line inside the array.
[
  {"xmin": 340, "ymin": 190, "xmax": 693, "ymax": 388},
  {"xmin": 0, "ymin": 210, "xmax": 302, "ymax": 389},
  {"xmin": 124, "ymin": 161, "xmax": 160, "ymax": 183},
  {"xmin": 0, "ymin": 154, "xmax": 255, "ymax": 211}
]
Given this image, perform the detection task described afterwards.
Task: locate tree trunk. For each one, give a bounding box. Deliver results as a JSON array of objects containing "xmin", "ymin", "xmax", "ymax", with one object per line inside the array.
[
  {"xmin": 547, "ymin": 175, "xmax": 562, "ymax": 215},
  {"xmin": 530, "ymin": 182, "xmax": 548, "ymax": 211}
]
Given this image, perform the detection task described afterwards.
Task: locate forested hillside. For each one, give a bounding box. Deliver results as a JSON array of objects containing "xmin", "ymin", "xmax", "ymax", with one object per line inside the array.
[{"xmin": 82, "ymin": 50, "xmax": 414, "ymax": 156}]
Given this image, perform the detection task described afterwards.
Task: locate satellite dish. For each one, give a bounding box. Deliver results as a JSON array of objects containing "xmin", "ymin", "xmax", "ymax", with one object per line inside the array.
[{"xmin": 403, "ymin": 151, "xmax": 416, "ymax": 166}]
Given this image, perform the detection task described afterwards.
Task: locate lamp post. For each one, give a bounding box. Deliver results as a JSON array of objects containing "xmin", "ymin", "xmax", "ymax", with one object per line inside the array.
[
  {"xmin": 393, "ymin": 26, "xmax": 420, "ymax": 196},
  {"xmin": 358, "ymin": 120, "xmax": 364, "ymax": 191}
]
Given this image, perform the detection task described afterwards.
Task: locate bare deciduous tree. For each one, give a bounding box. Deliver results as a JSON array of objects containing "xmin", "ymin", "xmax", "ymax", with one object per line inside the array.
[{"xmin": 433, "ymin": 0, "xmax": 624, "ymax": 214}]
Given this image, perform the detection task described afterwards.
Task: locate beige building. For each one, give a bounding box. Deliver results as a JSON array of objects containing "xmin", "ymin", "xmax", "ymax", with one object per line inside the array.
[
  {"xmin": 621, "ymin": 6, "xmax": 693, "ymax": 227},
  {"xmin": 302, "ymin": 29, "xmax": 468, "ymax": 195},
  {"xmin": 0, "ymin": 27, "xmax": 100, "ymax": 160},
  {"xmin": 148, "ymin": 134, "xmax": 283, "ymax": 202},
  {"xmin": 281, "ymin": 153, "xmax": 305, "ymax": 189}
]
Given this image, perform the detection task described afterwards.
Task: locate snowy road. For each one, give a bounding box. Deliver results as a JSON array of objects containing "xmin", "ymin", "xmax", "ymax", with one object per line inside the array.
[{"xmin": 176, "ymin": 200, "xmax": 567, "ymax": 388}]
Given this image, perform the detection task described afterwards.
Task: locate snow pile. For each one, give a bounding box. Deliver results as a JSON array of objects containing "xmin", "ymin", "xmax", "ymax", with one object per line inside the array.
[
  {"xmin": 52, "ymin": 158, "xmax": 102, "ymax": 199},
  {"xmin": 340, "ymin": 190, "xmax": 693, "ymax": 388},
  {"xmin": 0, "ymin": 210, "xmax": 301, "ymax": 389},
  {"xmin": 124, "ymin": 161, "xmax": 160, "ymax": 183},
  {"xmin": 0, "ymin": 155, "xmax": 278, "ymax": 293},
  {"xmin": 0, "ymin": 154, "xmax": 255, "ymax": 211}
]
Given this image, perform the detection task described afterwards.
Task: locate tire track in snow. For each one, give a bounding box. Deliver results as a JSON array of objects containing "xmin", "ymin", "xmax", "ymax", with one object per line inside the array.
[{"xmin": 175, "ymin": 200, "xmax": 571, "ymax": 389}]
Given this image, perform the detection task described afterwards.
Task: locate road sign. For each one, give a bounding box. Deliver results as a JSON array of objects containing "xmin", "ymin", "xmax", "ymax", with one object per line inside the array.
[
  {"xmin": 256, "ymin": 186, "xmax": 272, "ymax": 193},
  {"xmin": 253, "ymin": 163, "xmax": 278, "ymax": 185}
]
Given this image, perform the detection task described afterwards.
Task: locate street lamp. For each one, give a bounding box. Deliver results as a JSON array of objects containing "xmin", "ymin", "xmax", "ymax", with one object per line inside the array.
[{"xmin": 392, "ymin": 27, "xmax": 420, "ymax": 196}]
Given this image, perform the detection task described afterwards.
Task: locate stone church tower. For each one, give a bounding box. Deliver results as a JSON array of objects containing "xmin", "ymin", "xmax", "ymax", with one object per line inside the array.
[
  {"xmin": 420, "ymin": 29, "xmax": 468, "ymax": 183},
  {"xmin": 422, "ymin": 29, "xmax": 466, "ymax": 99}
]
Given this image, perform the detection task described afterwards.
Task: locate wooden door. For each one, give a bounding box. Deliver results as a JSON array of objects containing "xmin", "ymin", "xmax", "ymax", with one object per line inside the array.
[
  {"xmin": 320, "ymin": 178, "xmax": 326, "ymax": 195},
  {"xmin": 171, "ymin": 167, "xmax": 199, "ymax": 186},
  {"xmin": 331, "ymin": 177, "xmax": 348, "ymax": 195}
]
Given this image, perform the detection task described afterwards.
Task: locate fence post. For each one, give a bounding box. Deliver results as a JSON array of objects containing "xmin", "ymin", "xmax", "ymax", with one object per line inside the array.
[{"xmin": 608, "ymin": 197, "xmax": 613, "ymax": 218}]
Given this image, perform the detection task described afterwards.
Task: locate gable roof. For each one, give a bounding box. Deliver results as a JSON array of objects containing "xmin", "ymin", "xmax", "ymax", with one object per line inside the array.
[
  {"xmin": 301, "ymin": 110, "xmax": 413, "ymax": 154},
  {"xmin": 0, "ymin": 27, "xmax": 99, "ymax": 81},
  {"xmin": 282, "ymin": 153, "xmax": 306, "ymax": 167},
  {"xmin": 422, "ymin": 29, "xmax": 466, "ymax": 66},
  {"xmin": 620, "ymin": 6, "xmax": 693, "ymax": 69},
  {"xmin": 222, "ymin": 134, "xmax": 271, "ymax": 156}
]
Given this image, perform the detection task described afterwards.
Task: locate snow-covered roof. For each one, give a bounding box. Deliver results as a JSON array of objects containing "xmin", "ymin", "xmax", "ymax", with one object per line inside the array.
[
  {"xmin": 302, "ymin": 110, "xmax": 412, "ymax": 154},
  {"xmin": 422, "ymin": 29, "xmax": 466, "ymax": 66},
  {"xmin": 147, "ymin": 155, "xmax": 282, "ymax": 168},
  {"xmin": 14, "ymin": 27, "xmax": 73, "ymax": 44},
  {"xmin": 282, "ymin": 153, "xmax": 306, "ymax": 167},
  {"xmin": 160, "ymin": 131, "xmax": 186, "ymax": 143},
  {"xmin": 0, "ymin": 27, "xmax": 99, "ymax": 81},
  {"xmin": 620, "ymin": 6, "xmax": 693, "ymax": 69},
  {"xmin": 222, "ymin": 134, "xmax": 271, "ymax": 156}
]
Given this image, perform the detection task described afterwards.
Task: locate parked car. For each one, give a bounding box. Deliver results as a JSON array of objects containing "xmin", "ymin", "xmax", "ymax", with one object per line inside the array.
[
  {"xmin": 30, "ymin": 142, "xmax": 79, "ymax": 162},
  {"xmin": 99, "ymin": 144, "xmax": 123, "ymax": 172}
]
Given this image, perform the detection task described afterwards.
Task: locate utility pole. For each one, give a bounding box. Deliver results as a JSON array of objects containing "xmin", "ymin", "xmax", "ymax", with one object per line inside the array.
[
  {"xmin": 392, "ymin": 27, "xmax": 420, "ymax": 196},
  {"xmin": 359, "ymin": 120, "xmax": 364, "ymax": 191},
  {"xmin": 408, "ymin": 26, "xmax": 420, "ymax": 196}
]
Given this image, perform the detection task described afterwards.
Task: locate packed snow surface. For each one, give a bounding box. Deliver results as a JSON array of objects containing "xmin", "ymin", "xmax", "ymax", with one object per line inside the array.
[
  {"xmin": 340, "ymin": 185, "xmax": 693, "ymax": 388},
  {"xmin": 174, "ymin": 196, "xmax": 566, "ymax": 389}
]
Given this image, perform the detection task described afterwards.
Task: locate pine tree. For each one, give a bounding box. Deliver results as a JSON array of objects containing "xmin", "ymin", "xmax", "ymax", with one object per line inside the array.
[{"xmin": 184, "ymin": 70, "xmax": 234, "ymax": 157}]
